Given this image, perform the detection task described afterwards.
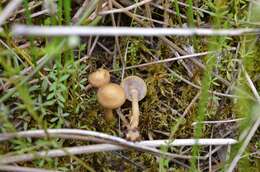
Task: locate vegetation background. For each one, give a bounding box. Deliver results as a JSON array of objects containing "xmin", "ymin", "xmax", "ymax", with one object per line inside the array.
[{"xmin": 0, "ymin": 0, "xmax": 259, "ymax": 171}]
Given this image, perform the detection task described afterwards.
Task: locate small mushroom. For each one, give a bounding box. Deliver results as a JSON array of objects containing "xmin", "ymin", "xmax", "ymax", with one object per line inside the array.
[
  {"xmin": 121, "ymin": 76, "xmax": 147, "ymax": 141},
  {"xmin": 97, "ymin": 83, "xmax": 126, "ymax": 121},
  {"xmin": 88, "ymin": 68, "xmax": 110, "ymax": 89}
]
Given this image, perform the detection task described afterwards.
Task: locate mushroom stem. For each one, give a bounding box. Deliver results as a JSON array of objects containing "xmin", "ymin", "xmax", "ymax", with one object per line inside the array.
[
  {"xmin": 104, "ymin": 108, "xmax": 114, "ymax": 121},
  {"xmin": 126, "ymin": 89, "xmax": 141, "ymax": 141},
  {"xmin": 130, "ymin": 89, "xmax": 140, "ymax": 129}
]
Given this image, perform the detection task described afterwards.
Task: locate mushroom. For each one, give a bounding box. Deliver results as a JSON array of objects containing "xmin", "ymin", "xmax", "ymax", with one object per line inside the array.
[
  {"xmin": 87, "ymin": 68, "xmax": 110, "ymax": 90},
  {"xmin": 97, "ymin": 83, "xmax": 126, "ymax": 121},
  {"xmin": 121, "ymin": 76, "xmax": 147, "ymax": 141}
]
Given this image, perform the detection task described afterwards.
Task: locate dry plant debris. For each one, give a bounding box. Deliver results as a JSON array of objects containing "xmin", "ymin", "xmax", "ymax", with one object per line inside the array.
[{"xmin": 0, "ymin": 0, "xmax": 259, "ymax": 171}]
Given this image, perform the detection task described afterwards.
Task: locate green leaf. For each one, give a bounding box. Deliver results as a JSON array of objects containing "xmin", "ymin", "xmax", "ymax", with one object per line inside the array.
[
  {"xmin": 47, "ymin": 92, "xmax": 55, "ymax": 100},
  {"xmin": 42, "ymin": 78, "xmax": 49, "ymax": 92},
  {"xmin": 43, "ymin": 100, "xmax": 56, "ymax": 106},
  {"xmin": 49, "ymin": 83, "xmax": 57, "ymax": 91},
  {"xmin": 60, "ymin": 74, "xmax": 70, "ymax": 82},
  {"xmin": 50, "ymin": 117, "xmax": 58, "ymax": 122},
  {"xmin": 57, "ymin": 101, "xmax": 64, "ymax": 108},
  {"xmin": 57, "ymin": 93, "xmax": 65, "ymax": 102},
  {"xmin": 59, "ymin": 84, "xmax": 67, "ymax": 91}
]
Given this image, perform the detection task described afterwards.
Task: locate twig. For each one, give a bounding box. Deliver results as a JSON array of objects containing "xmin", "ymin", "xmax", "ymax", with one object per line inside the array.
[
  {"xmin": 30, "ymin": 9, "xmax": 49, "ymax": 18},
  {"xmin": 132, "ymin": 13, "xmax": 169, "ymax": 26},
  {"xmin": 99, "ymin": 0, "xmax": 152, "ymax": 15},
  {"xmin": 0, "ymin": 129, "xmax": 237, "ymax": 145},
  {"xmin": 0, "ymin": 39, "xmax": 25, "ymax": 66},
  {"xmin": 182, "ymin": 91, "xmax": 201, "ymax": 117},
  {"xmin": 89, "ymin": 36, "xmax": 99, "ymax": 55},
  {"xmin": 72, "ymin": 0, "xmax": 90, "ymax": 23},
  {"xmin": 0, "ymin": 165, "xmax": 60, "ymax": 172},
  {"xmin": 0, "ymin": 0, "xmax": 23, "ymax": 26},
  {"xmin": 97, "ymin": 42, "xmax": 113, "ymax": 54},
  {"xmin": 151, "ymin": 3, "xmax": 187, "ymax": 19},
  {"xmin": 0, "ymin": 129, "xmax": 192, "ymax": 159},
  {"xmin": 243, "ymin": 68, "xmax": 260, "ymax": 102},
  {"xmin": 15, "ymin": 1, "xmax": 43, "ymax": 15},
  {"xmin": 139, "ymin": 139, "xmax": 237, "ymax": 146},
  {"xmin": 110, "ymin": 49, "xmax": 234, "ymax": 72},
  {"xmin": 12, "ymin": 25, "xmax": 260, "ymax": 36},
  {"xmin": 0, "ymin": 139, "xmax": 237, "ymax": 164},
  {"xmin": 192, "ymin": 118, "xmax": 245, "ymax": 126},
  {"xmin": 112, "ymin": 152, "xmax": 146, "ymax": 170}
]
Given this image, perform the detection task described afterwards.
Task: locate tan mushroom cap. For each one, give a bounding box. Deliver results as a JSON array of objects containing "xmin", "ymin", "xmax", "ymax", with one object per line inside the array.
[
  {"xmin": 97, "ymin": 83, "xmax": 126, "ymax": 109},
  {"xmin": 121, "ymin": 76, "xmax": 147, "ymax": 101},
  {"xmin": 88, "ymin": 68, "xmax": 110, "ymax": 88}
]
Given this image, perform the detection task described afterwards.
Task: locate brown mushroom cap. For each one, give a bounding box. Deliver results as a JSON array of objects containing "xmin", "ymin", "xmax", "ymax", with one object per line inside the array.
[
  {"xmin": 88, "ymin": 68, "xmax": 110, "ymax": 88},
  {"xmin": 97, "ymin": 83, "xmax": 126, "ymax": 109},
  {"xmin": 121, "ymin": 76, "xmax": 147, "ymax": 101}
]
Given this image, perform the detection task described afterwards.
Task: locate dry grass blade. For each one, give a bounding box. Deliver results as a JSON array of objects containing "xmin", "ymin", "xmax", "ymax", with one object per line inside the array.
[
  {"xmin": 0, "ymin": 0, "xmax": 23, "ymax": 26},
  {"xmin": 99, "ymin": 0, "xmax": 152, "ymax": 15}
]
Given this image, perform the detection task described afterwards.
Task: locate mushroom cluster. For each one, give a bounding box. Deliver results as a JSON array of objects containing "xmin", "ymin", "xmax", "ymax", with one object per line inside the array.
[
  {"xmin": 88, "ymin": 70, "xmax": 147, "ymax": 141},
  {"xmin": 88, "ymin": 68, "xmax": 126, "ymax": 121}
]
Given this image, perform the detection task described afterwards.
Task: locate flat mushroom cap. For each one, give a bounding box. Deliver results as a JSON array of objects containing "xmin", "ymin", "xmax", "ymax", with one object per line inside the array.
[
  {"xmin": 121, "ymin": 76, "xmax": 147, "ymax": 101},
  {"xmin": 97, "ymin": 83, "xmax": 126, "ymax": 109},
  {"xmin": 88, "ymin": 68, "xmax": 110, "ymax": 88}
]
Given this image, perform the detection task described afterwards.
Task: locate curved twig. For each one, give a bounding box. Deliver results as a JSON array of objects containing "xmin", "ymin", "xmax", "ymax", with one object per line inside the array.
[
  {"xmin": 0, "ymin": 129, "xmax": 238, "ymax": 160},
  {"xmin": 0, "ymin": 139, "xmax": 237, "ymax": 164},
  {"xmin": 0, "ymin": 129, "xmax": 184, "ymax": 159}
]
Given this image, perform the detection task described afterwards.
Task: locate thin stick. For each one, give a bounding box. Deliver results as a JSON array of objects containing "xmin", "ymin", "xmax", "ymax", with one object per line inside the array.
[
  {"xmin": 97, "ymin": 42, "xmax": 113, "ymax": 54},
  {"xmin": 133, "ymin": 13, "xmax": 169, "ymax": 26},
  {"xmin": 0, "ymin": 0, "xmax": 23, "ymax": 26},
  {"xmin": 12, "ymin": 25, "xmax": 260, "ymax": 36},
  {"xmin": 72, "ymin": 0, "xmax": 90, "ymax": 23},
  {"xmin": 0, "ymin": 129, "xmax": 237, "ymax": 145},
  {"xmin": 0, "ymin": 139, "xmax": 237, "ymax": 164},
  {"xmin": 99, "ymin": 0, "xmax": 152, "ymax": 15},
  {"xmin": 110, "ymin": 49, "xmax": 234, "ymax": 72},
  {"xmin": 30, "ymin": 9, "xmax": 49, "ymax": 18},
  {"xmin": 151, "ymin": 3, "xmax": 187, "ymax": 19},
  {"xmin": 192, "ymin": 118, "xmax": 245, "ymax": 126},
  {"xmin": 0, "ymin": 165, "xmax": 60, "ymax": 172},
  {"xmin": 182, "ymin": 91, "xmax": 201, "ymax": 117},
  {"xmin": 244, "ymin": 69, "xmax": 260, "ymax": 101},
  {"xmin": 0, "ymin": 129, "xmax": 189, "ymax": 159}
]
